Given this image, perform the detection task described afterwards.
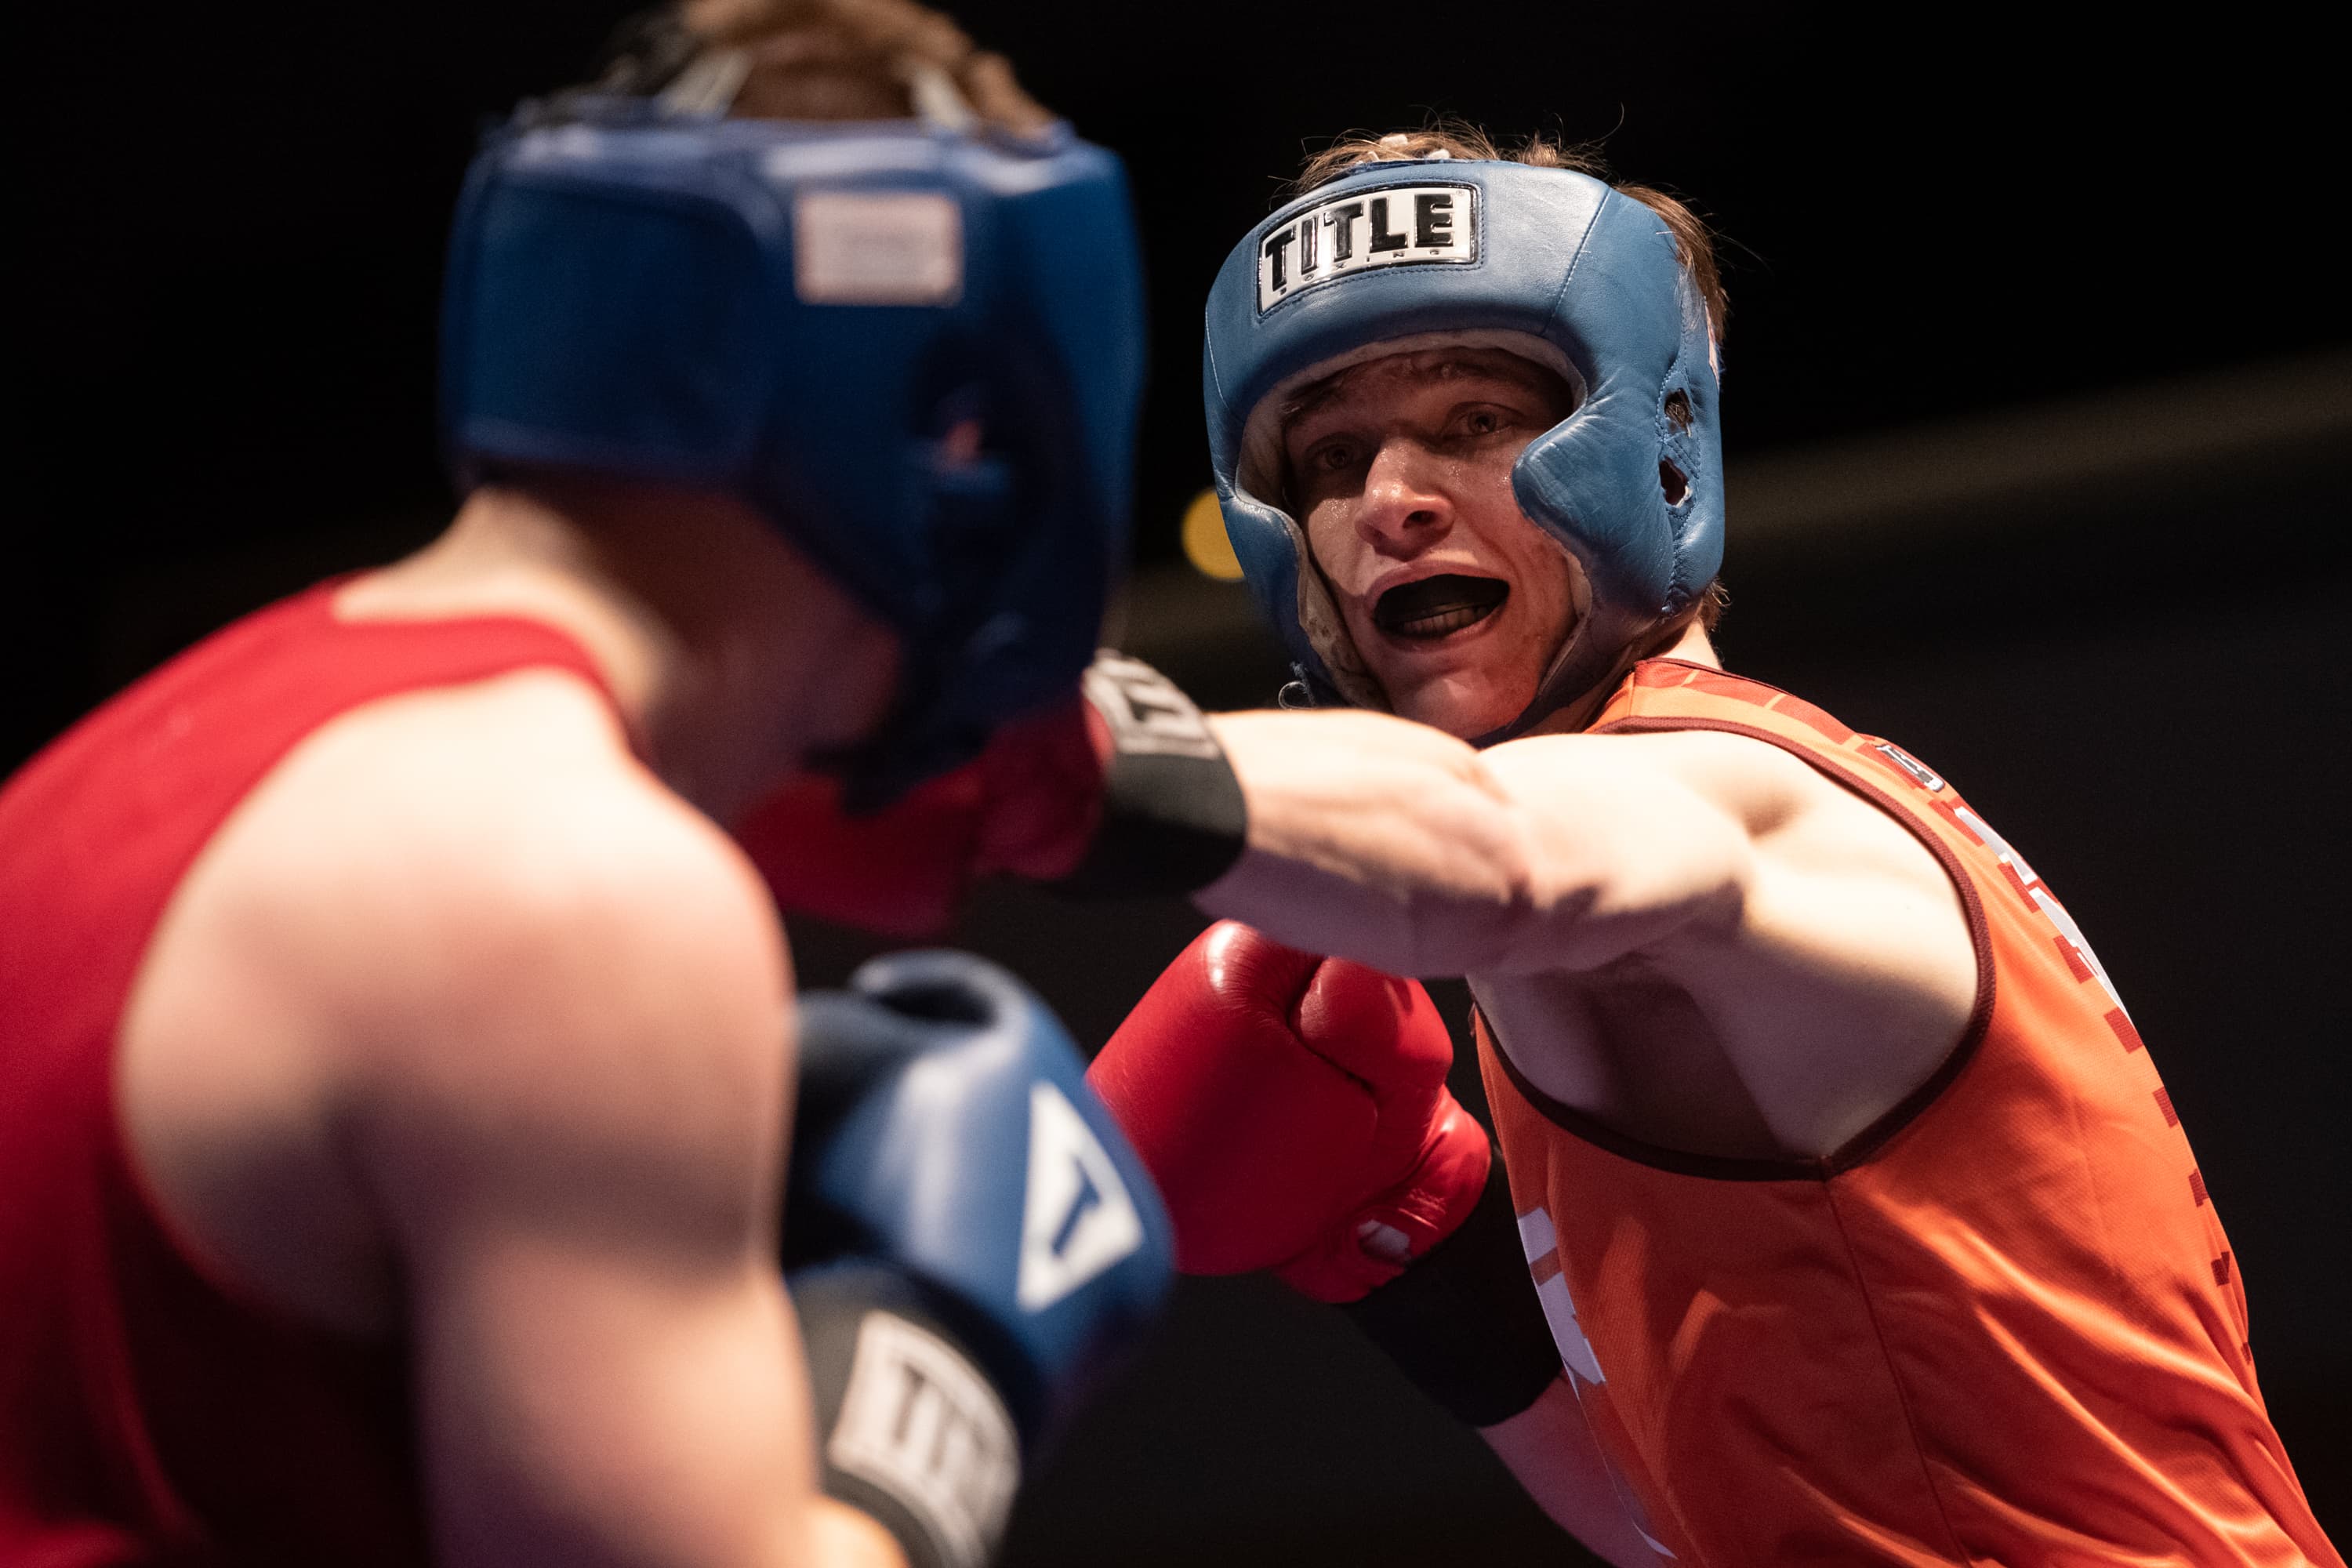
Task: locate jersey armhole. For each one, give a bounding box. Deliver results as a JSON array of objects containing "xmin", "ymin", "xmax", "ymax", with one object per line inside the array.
[{"xmin": 1504, "ymin": 714, "xmax": 1999, "ymax": 1178}]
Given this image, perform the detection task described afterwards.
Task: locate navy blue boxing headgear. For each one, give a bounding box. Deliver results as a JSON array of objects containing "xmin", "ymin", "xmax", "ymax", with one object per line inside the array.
[
  {"xmin": 1203, "ymin": 159, "xmax": 1722, "ymax": 742},
  {"xmin": 441, "ymin": 95, "xmax": 1145, "ymax": 803}
]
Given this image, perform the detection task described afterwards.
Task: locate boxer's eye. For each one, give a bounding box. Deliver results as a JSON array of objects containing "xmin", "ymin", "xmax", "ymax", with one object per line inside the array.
[
  {"xmin": 1305, "ymin": 437, "xmax": 1359, "ymax": 474},
  {"xmin": 1450, "ymin": 404, "xmax": 1516, "ymax": 441}
]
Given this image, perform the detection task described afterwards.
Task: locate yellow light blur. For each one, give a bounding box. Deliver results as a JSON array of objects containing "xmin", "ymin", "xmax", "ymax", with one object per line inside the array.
[{"xmin": 1180, "ymin": 488, "xmax": 1244, "ymax": 580}]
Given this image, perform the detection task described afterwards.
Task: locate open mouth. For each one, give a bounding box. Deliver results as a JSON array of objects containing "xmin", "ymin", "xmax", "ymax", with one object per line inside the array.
[{"xmin": 1372, "ymin": 574, "xmax": 1511, "ymax": 641}]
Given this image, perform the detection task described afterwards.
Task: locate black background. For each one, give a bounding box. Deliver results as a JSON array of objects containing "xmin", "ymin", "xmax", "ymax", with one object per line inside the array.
[{"xmin": 16, "ymin": 2, "xmax": 2349, "ymax": 1563}]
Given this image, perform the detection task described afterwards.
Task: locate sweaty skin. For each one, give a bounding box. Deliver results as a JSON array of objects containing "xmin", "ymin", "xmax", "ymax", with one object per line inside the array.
[
  {"xmin": 1196, "ymin": 349, "xmax": 1977, "ymax": 1563},
  {"xmin": 1286, "ymin": 347, "xmax": 1584, "ymax": 737},
  {"xmin": 117, "ymin": 483, "xmax": 913, "ymax": 1568}
]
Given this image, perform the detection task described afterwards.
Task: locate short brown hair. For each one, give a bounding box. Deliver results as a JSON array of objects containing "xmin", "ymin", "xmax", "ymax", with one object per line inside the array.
[
  {"xmin": 1293, "ymin": 124, "xmax": 1727, "ymax": 349},
  {"xmin": 590, "ymin": 0, "xmax": 1053, "ymax": 135}
]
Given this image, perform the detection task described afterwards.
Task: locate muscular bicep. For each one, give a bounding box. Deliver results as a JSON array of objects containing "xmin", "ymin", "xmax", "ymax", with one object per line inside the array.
[
  {"xmin": 347, "ymin": 786, "xmax": 818, "ymax": 1568},
  {"xmin": 408, "ymin": 1215, "xmax": 808, "ymax": 1567},
  {"xmin": 1705, "ymin": 772, "xmax": 1982, "ymax": 1113},
  {"xmin": 1199, "ymin": 713, "xmax": 1755, "ymax": 978},
  {"xmin": 1475, "ymin": 735, "xmax": 1756, "ymax": 973}
]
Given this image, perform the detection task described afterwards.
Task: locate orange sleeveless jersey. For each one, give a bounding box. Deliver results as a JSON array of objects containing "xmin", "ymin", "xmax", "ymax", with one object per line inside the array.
[{"xmin": 1475, "ymin": 659, "xmax": 2339, "ymax": 1566}]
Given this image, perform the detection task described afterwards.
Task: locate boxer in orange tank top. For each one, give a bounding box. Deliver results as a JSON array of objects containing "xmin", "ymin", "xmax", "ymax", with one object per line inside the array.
[
  {"xmin": 1087, "ymin": 124, "xmax": 2340, "ymax": 1566},
  {"xmin": 1470, "ymin": 660, "xmax": 2327, "ymax": 1564}
]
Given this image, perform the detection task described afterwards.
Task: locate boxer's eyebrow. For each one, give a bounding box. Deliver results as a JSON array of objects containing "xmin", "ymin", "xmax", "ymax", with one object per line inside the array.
[
  {"xmin": 1279, "ymin": 358, "xmax": 1448, "ymax": 437},
  {"xmin": 1417, "ymin": 350, "xmax": 1560, "ymax": 399},
  {"xmin": 1284, "ymin": 352, "xmax": 1552, "ymax": 443},
  {"xmin": 1281, "ymin": 374, "xmax": 1351, "ymax": 431}
]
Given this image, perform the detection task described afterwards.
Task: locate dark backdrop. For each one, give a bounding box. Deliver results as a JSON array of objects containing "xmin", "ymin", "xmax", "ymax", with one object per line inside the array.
[{"xmin": 16, "ymin": 2, "xmax": 2347, "ymax": 1562}]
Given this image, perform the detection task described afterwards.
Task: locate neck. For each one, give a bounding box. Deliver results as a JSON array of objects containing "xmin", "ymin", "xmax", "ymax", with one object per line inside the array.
[
  {"xmin": 336, "ymin": 481, "xmax": 898, "ymax": 822},
  {"xmin": 1529, "ymin": 619, "xmax": 1720, "ymax": 739}
]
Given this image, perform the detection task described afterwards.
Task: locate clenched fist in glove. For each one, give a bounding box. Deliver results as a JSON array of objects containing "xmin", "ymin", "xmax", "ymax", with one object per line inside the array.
[
  {"xmin": 1087, "ymin": 921, "xmax": 1491, "ymax": 1303},
  {"xmin": 738, "ymin": 653, "xmax": 1247, "ymax": 938}
]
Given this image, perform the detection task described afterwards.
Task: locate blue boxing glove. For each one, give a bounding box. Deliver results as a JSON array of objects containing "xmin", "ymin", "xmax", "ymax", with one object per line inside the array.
[{"xmin": 785, "ymin": 952, "xmax": 1173, "ymax": 1568}]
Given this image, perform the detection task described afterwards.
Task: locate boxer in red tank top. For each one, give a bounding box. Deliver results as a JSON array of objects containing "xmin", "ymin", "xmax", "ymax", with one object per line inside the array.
[
  {"xmin": 1081, "ymin": 125, "xmax": 2341, "ymax": 1566},
  {"xmin": 0, "ymin": 587, "xmax": 603, "ymax": 1566},
  {"xmin": 0, "ymin": 471, "xmax": 931, "ymax": 1568},
  {"xmin": 0, "ymin": 8, "xmax": 1148, "ymax": 1566}
]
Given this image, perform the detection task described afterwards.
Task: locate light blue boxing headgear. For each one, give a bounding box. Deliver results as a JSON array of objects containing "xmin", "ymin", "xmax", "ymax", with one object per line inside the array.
[
  {"xmin": 440, "ymin": 86, "xmax": 1145, "ymax": 804},
  {"xmin": 1203, "ymin": 159, "xmax": 1722, "ymax": 742}
]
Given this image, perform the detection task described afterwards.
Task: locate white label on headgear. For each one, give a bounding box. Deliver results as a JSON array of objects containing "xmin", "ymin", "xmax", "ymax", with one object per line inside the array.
[
  {"xmin": 795, "ymin": 190, "xmax": 963, "ymax": 306},
  {"xmin": 828, "ymin": 1312, "xmax": 1019, "ymax": 1568},
  {"xmin": 1256, "ymin": 183, "xmax": 1478, "ymax": 314}
]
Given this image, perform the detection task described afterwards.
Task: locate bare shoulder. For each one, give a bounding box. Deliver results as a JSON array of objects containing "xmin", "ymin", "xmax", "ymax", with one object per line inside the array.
[
  {"xmin": 1480, "ymin": 724, "xmax": 1972, "ymax": 1005},
  {"xmin": 1597, "ymin": 728, "xmax": 1978, "ymax": 1109},
  {"xmin": 233, "ymin": 669, "xmax": 782, "ymax": 1008},
  {"xmin": 219, "ymin": 670, "xmax": 792, "ymax": 1227},
  {"xmin": 1475, "ymin": 726, "xmax": 1976, "ymax": 1152},
  {"xmin": 118, "ymin": 668, "xmax": 791, "ymax": 1327},
  {"xmin": 1488, "ymin": 725, "xmax": 1835, "ymax": 822},
  {"xmin": 1492, "ymin": 725, "xmax": 1953, "ymax": 893},
  {"xmin": 1605, "ymin": 727, "xmax": 1956, "ymax": 897}
]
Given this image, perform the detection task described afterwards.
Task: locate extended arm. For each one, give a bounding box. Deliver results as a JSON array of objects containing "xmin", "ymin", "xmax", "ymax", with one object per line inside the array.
[{"xmin": 1200, "ymin": 709, "xmax": 1755, "ymax": 979}]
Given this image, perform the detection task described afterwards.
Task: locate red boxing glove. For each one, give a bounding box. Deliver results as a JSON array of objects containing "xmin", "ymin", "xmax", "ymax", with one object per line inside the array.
[
  {"xmin": 738, "ymin": 652, "xmax": 1246, "ymax": 938},
  {"xmin": 735, "ymin": 695, "xmax": 1108, "ymax": 938},
  {"xmin": 1087, "ymin": 921, "xmax": 1490, "ymax": 1303}
]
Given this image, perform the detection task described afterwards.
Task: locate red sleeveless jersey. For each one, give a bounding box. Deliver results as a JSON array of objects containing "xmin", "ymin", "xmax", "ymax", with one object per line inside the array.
[
  {"xmin": 0, "ymin": 582, "xmax": 610, "ymax": 1566},
  {"xmin": 1475, "ymin": 659, "xmax": 2339, "ymax": 1566}
]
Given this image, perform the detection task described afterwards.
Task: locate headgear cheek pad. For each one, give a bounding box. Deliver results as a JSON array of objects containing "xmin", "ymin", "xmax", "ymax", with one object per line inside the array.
[
  {"xmin": 440, "ymin": 100, "xmax": 1146, "ymax": 803},
  {"xmin": 1202, "ymin": 160, "xmax": 1723, "ymax": 742}
]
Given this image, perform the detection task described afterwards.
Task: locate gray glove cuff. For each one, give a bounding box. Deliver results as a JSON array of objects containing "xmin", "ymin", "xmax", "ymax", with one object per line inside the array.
[
  {"xmin": 795, "ymin": 1265, "xmax": 1022, "ymax": 1568},
  {"xmin": 1051, "ymin": 652, "xmax": 1247, "ymax": 898}
]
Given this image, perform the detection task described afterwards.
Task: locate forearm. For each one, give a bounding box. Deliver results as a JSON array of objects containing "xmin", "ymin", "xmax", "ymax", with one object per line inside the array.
[
  {"xmin": 1198, "ymin": 710, "xmax": 1542, "ymax": 976},
  {"xmin": 414, "ymin": 1256, "xmax": 830, "ymax": 1568},
  {"xmin": 1480, "ymin": 1379, "xmax": 1661, "ymax": 1568},
  {"xmin": 1199, "ymin": 710, "xmax": 1748, "ymax": 978}
]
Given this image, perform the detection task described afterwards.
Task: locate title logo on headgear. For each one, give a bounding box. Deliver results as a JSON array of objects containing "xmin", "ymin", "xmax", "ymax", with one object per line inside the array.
[
  {"xmin": 1206, "ymin": 160, "xmax": 1726, "ymax": 743},
  {"xmin": 1255, "ymin": 183, "xmax": 1479, "ymax": 314}
]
